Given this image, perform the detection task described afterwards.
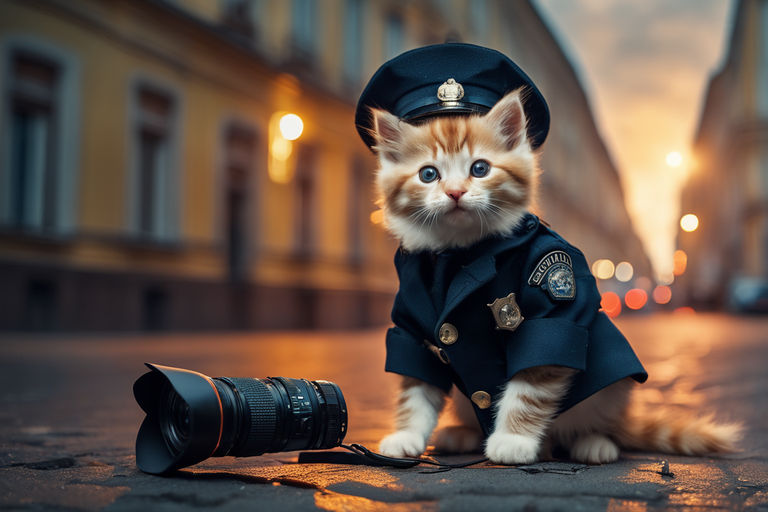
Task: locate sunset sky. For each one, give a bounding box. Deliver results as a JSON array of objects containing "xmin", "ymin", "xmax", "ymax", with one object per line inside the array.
[{"xmin": 533, "ymin": 0, "xmax": 734, "ymax": 281}]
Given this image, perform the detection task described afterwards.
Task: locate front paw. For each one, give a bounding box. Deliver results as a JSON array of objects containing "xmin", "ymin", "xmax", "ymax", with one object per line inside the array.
[
  {"xmin": 485, "ymin": 432, "xmax": 540, "ymax": 465},
  {"xmin": 379, "ymin": 431, "xmax": 426, "ymax": 458}
]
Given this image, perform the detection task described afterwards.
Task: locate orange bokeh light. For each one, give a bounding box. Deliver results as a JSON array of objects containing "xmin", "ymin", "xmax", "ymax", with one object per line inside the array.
[
  {"xmin": 674, "ymin": 306, "xmax": 696, "ymax": 315},
  {"xmin": 652, "ymin": 285, "xmax": 672, "ymax": 304},
  {"xmin": 624, "ymin": 288, "xmax": 648, "ymax": 310},
  {"xmin": 601, "ymin": 291, "xmax": 622, "ymax": 318},
  {"xmin": 673, "ymin": 249, "xmax": 687, "ymax": 276}
]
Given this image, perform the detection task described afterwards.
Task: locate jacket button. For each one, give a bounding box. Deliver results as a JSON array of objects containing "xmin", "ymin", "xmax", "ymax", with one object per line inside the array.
[
  {"xmin": 438, "ymin": 323, "xmax": 458, "ymax": 345},
  {"xmin": 471, "ymin": 391, "xmax": 492, "ymax": 409}
]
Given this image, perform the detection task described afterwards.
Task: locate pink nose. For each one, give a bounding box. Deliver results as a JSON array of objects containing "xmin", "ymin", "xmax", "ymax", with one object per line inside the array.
[{"xmin": 447, "ymin": 190, "xmax": 465, "ymax": 202}]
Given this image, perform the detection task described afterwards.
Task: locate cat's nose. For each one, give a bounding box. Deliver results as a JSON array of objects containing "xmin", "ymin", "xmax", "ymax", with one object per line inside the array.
[{"xmin": 446, "ymin": 190, "xmax": 465, "ymax": 202}]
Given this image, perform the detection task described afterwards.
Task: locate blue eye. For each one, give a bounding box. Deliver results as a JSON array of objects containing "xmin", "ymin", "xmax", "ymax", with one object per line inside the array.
[
  {"xmin": 470, "ymin": 160, "xmax": 490, "ymax": 178},
  {"xmin": 419, "ymin": 166, "xmax": 440, "ymax": 183}
]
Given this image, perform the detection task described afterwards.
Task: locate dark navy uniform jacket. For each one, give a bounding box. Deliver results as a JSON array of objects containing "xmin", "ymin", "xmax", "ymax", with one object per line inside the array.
[{"xmin": 385, "ymin": 213, "xmax": 648, "ymax": 436}]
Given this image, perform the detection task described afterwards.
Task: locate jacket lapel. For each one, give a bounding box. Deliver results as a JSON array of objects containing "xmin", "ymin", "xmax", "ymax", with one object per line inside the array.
[{"xmin": 434, "ymin": 214, "xmax": 542, "ymax": 330}]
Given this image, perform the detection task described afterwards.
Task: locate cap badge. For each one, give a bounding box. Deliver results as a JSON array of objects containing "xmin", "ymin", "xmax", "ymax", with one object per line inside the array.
[
  {"xmin": 487, "ymin": 292, "xmax": 524, "ymax": 332},
  {"xmin": 437, "ymin": 78, "xmax": 464, "ymax": 102}
]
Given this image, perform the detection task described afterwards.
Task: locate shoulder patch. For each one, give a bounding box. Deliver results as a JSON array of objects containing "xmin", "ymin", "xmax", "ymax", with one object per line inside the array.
[{"xmin": 528, "ymin": 250, "xmax": 576, "ymax": 301}]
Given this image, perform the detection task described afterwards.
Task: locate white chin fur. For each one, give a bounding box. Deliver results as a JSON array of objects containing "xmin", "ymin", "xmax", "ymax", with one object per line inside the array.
[{"xmin": 386, "ymin": 207, "xmax": 528, "ymax": 252}]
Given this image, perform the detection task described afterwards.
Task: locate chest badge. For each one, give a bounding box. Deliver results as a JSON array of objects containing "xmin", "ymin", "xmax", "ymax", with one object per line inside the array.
[
  {"xmin": 487, "ymin": 292, "xmax": 524, "ymax": 332},
  {"xmin": 528, "ymin": 250, "xmax": 576, "ymax": 301}
]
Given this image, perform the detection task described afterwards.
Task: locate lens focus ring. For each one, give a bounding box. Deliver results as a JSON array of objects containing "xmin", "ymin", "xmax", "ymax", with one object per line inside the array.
[
  {"xmin": 228, "ymin": 378, "xmax": 277, "ymax": 456},
  {"xmin": 315, "ymin": 381, "xmax": 347, "ymax": 448}
]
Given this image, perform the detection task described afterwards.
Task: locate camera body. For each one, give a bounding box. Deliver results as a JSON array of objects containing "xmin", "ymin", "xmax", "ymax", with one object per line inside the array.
[{"xmin": 133, "ymin": 363, "xmax": 347, "ymax": 474}]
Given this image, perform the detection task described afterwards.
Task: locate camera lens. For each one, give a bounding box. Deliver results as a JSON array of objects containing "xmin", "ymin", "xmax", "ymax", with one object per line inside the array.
[
  {"xmin": 158, "ymin": 383, "xmax": 192, "ymax": 457},
  {"xmin": 134, "ymin": 364, "xmax": 348, "ymax": 474}
]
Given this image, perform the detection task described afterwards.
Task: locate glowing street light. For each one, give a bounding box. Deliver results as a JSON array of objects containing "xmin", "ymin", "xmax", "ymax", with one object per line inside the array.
[
  {"xmin": 666, "ymin": 151, "xmax": 683, "ymax": 167},
  {"xmin": 680, "ymin": 213, "xmax": 699, "ymax": 232},
  {"xmin": 279, "ymin": 113, "xmax": 304, "ymax": 141}
]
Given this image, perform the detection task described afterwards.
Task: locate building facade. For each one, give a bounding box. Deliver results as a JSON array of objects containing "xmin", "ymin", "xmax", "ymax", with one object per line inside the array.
[
  {"xmin": 0, "ymin": 0, "xmax": 649, "ymax": 331},
  {"xmin": 678, "ymin": 0, "xmax": 768, "ymax": 309}
]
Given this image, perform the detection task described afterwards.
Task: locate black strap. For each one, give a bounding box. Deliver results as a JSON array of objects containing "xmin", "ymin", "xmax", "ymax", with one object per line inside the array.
[{"xmin": 298, "ymin": 443, "xmax": 488, "ymax": 473}]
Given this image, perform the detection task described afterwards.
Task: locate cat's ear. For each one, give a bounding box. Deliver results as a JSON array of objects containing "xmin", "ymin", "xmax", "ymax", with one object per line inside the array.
[
  {"xmin": 371, "ymin": 109, "xmax": 407, "ymax": 163},
  {"xmin": 485, "ymin": 90, "xmax": 528, "ymax": 150}
]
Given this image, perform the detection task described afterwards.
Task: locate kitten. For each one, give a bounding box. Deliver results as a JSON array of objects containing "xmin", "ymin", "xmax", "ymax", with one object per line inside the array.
[{"xmin": 371, "ymin": 89, "xmax": 741, "ymax": 465}]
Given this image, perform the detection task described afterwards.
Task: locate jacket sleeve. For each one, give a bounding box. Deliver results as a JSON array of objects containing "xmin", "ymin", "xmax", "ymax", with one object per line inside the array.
[
  {"xmin": 385, "ymin": 326, "xmax": 454, "ymax": 392},
  {"xmin": 383, "ymin": 250, "xmax": 454, "ymax": 393},
  {"xmin": 504, "ymin": 243, "xmax": 600, "ymax": 379}
]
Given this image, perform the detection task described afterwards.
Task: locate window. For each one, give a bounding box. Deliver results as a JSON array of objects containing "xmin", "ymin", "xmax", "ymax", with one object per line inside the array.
[
  {"xmin": 294, "ymin": 144, "xmax": 317, "ymax": 258},
  {"xmin": 343, "ymin": 0, "xmax": 364, "ymax": 82},
  {"xmin": 348, "ymin": 156, "xmax": 370, "ymax": 265},
  {"xmin": 221, "ymin": 0, "xmax": 255, "ymax": 40},
  {"xmin": 0, "ymin": 36, "xmax": 81, "ymax": 236},
  {"xmin": 131, "ymin": 84, "xmax": 178, "ymax": 241},
  {"xmin": 384, "ymin": 14, "xmax": 404, "ymax": 60},
  {"xmin": 6, "ymin": 52, "xmax": 60, "ymax": 231},
  {"xmin": 292, "ymin": 0, "xmax": 318, "ymax": 55},
  {"xmin": 223, "ymin": 123, "xmax": 256, "ymax": 281}
]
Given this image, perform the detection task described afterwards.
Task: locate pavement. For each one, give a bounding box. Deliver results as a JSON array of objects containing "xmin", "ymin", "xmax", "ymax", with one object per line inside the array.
[{"xmin": 1, "ymin": 312, "xmax": 767, "ymax": 511}]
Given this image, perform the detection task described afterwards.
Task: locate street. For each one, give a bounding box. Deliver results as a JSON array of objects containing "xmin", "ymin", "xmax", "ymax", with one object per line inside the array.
[{"xmin": 1, "ymin": 312, "xmax": 767, "ymax": 511}]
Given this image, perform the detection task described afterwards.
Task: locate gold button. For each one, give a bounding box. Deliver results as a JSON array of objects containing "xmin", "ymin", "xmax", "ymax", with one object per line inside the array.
[
  {"xmin": 438, "ymin": 323, "xmax": 458, "ymax": 345},
  {"xmin": 471, "ymin": 391, "xmax": 492, "ymax": 409}
]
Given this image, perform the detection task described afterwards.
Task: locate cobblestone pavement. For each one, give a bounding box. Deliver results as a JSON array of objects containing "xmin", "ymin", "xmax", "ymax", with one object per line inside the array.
[{"xmin": 1, "ymin": 313, "xmax": 767, "ymax": 511}]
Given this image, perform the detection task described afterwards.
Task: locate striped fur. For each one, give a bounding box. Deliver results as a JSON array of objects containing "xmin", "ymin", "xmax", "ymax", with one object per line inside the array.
[{"xmin": 372, "ymin": 89, "xmax": 537, "ymax": 252}]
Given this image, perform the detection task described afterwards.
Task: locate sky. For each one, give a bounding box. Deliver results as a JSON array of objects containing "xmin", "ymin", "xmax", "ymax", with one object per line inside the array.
[{"xmin": 532, "ymin": 0, "xmax": 734, "ymax": 281}]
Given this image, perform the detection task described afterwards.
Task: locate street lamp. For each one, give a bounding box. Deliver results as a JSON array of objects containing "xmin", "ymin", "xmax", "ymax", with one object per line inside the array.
[
  {"xmin": 268, "ymin": 111, "xmax": 304, "ymax": 184},
  {"xmin": 680, "ymin": 213, "xmax": 699, "ymax": 232}
]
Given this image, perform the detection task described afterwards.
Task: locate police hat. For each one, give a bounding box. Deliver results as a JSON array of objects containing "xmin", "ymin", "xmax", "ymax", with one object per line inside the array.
[{"xmin": 355, "ymin": 43, "xmax": 550, "ymax": 151}]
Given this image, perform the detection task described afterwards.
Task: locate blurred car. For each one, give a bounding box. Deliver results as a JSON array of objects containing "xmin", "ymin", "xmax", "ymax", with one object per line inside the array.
[{"xmin": 728, "ymin": 277, "xmax": 768, "ymax": 313}]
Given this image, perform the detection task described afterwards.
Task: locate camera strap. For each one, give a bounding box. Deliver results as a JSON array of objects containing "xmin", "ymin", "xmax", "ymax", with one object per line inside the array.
[{"xmin": 298, "ymin": 443, "xmax": 488, "ymax": 473}]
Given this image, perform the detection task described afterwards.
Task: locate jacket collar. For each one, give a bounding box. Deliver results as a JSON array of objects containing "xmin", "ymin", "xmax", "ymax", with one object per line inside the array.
[{"xmin": 396, "ymin": 213, "xmax": 541, "ymax": 334}]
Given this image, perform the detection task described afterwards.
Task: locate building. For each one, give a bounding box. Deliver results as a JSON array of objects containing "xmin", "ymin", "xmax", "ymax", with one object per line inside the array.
[
  {"xmin": 0, "ymin": 0, "xmax": 649, "ymax": 331},
  {"xmin": 678, "ymin": 0, "xmax": 768, "ymax": 309}
]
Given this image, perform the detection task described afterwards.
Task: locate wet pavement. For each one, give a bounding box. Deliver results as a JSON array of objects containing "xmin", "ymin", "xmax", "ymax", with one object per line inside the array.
[{"xmin": 1, "ymin": 312, "xmax": 767, "ymax": 511}]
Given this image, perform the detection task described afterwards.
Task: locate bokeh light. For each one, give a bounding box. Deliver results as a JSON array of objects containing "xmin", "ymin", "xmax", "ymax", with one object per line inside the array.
[
  {"xmin": 674, "ymin": 306, "xmax": 696, "ymax": 315},
  {"xmin": 658, "ymin": 272, "xmax": 675, "ymax": 286},
  {"xmin": 673, "ymin": 249, "xmax": 688, "ymax": 276},
  {"xmin": 592, "ymin": 259, "xmax": 615, "ymax": 280},
  {"xmin": 680, "ymin": 213, "xmax": 699, "ymax": 232},
  {"xmin": 666, "ymin": 151, "xmax": 683, "ymax": 167},
  {"xmin": 615, "ymin": 261, "xmax": 634, "ymax": 282},
  {"xmin": 625, "ymin": 288, "xmax": 648, "ymax": 310},
  {"xmin": 279, "ymin": 113, "xmax": 304, "ymax": 140},
  {"xmin": 652, "ymin": 285, "xmax": 672, "ymax": 305},
  {"xmin": 369, "ymin": 209, "xmax": 384, "ymax": 225},
  {"xmin": 601, "ymin": 291, "xmax": 622, "ymax": 318}
]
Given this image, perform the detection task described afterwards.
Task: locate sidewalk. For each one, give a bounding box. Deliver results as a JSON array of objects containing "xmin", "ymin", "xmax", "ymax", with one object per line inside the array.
[{"xmin": 1, "ymin": 313, "xmax": 767, "ymax": 511}]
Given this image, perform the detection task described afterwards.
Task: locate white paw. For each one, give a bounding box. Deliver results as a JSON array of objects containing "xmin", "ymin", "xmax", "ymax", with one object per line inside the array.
[
  {"xmin": 570, "ymin": 434, "xmax": 620, "ymax": 464},
  {"xmin": 433, "ymin": 426, "xmax": 483, "ymax": 454},
  {"xmin": 379, "ymin": 431, "xmax": 426, "ymax": 458},
  {"xmin": 484, "ymin": 432, "xmax": 540, "ymax": 464}
]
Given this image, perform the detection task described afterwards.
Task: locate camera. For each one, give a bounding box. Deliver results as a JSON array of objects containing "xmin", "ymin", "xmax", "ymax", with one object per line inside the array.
[{"xmin": 133, "ymin": 363, "xmax": 348, "ymax": 474}]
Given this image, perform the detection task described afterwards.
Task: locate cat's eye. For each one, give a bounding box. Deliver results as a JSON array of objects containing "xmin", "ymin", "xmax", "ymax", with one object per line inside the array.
[
  {"xmin": 418, "ymin": 166, "xmax": 440, "ymax": 183},
  {"xmin": 470, "ymin": 160, "xmax": 491, "ymax": 178}
]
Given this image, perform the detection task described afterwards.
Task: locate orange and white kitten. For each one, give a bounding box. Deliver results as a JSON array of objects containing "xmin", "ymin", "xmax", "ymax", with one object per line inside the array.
[{"xmin": 372, "ymin": 89, "xmax": 741, "ymax": 464}]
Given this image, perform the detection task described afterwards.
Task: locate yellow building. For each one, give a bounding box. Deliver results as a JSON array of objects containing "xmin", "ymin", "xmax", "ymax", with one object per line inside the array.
[{"xmin": 0, "ymin": 0, "xmax": 649, "ymax": 330}]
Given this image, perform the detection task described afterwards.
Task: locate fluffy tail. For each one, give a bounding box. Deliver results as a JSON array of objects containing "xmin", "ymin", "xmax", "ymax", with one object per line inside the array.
[{"xmin": 616, "ymin": 410, "xmax": 743, "ymax": 455}]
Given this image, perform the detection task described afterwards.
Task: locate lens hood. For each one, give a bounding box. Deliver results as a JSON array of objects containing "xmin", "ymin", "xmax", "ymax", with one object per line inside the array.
[{"xmin": 133, "ymin": 363, "xmax": 224, "ymax": 474}]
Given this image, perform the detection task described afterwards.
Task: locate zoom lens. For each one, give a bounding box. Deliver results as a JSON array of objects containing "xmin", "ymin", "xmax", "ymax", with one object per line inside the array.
[{"xmin": 134, "ymin": 363, "xmax": 348, "ymax": 474}]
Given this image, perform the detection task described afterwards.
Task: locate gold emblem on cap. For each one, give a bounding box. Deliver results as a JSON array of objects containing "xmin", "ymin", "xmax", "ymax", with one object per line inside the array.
[
  {"xmin": 437, "ymin": 78, "xmax": 464, "ymax": 102},
  {"xmin": 471, "ymin": 390, "xmax": 492, "ymax": 409},
  {"xmin": 487, "ymin": 292, "xmax": 524, "ymax": 332}
]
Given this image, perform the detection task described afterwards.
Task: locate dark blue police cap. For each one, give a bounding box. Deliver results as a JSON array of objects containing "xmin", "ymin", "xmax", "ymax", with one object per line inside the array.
[{"xmin": 355, "ymin": 43, "xmax": 550, "ymax": 151}]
